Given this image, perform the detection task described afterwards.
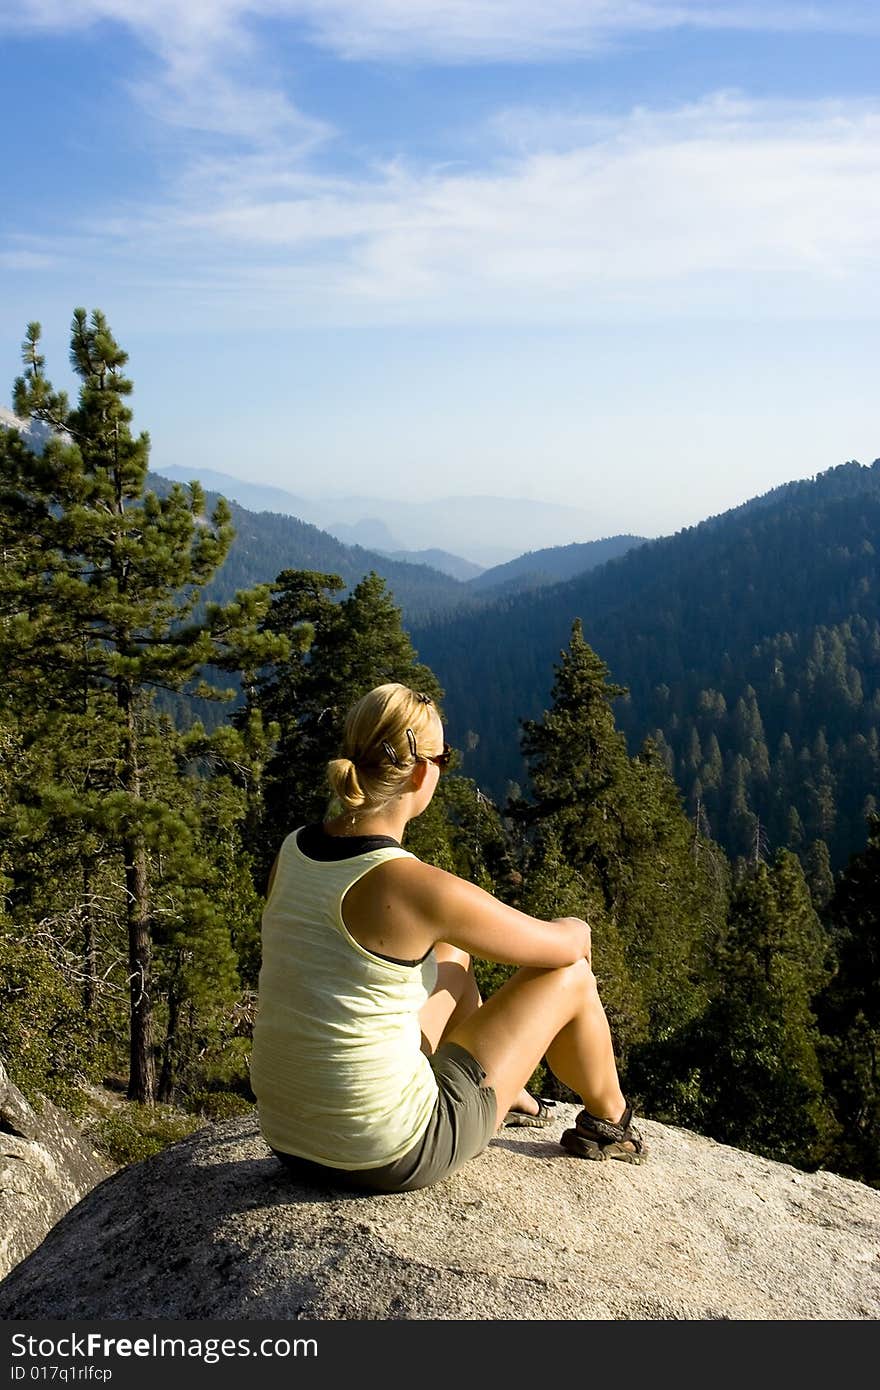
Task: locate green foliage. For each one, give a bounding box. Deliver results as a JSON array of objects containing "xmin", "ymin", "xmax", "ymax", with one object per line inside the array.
[
  {"xmin": 88, "ymin": 1103, "xmax": 203, "ymax": 1167},
  {"xmin": 187, "ymin": 1090, "xmax": 255, "ymax": 1121},
  {"xmin": 514, "ymin": 622, "xmax": 725, "ymax": 1096},
  {"xmin": 674, "ymin": 852, "xmax": 838, "ymax": 1167},
  {"xmin": 817, "ymin": 815, "xmax": 880, "ymax": 1185},
  {"xmin": 1, "ymin": 310, "xmax": 287, "ymax": 1100},
  {"xmin": 0, "ymin": 930, "xmax": 100, "ymax": 1115}
]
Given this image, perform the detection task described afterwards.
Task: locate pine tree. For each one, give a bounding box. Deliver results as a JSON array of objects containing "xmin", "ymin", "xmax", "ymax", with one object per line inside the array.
[
  {"xmin": 804, "ymin": 838, "xmax": 834, "ymax": 913},
  {"xmin": 817, "ymin": 815, "xmax": 880, "ymax": 1184},
  {"xmin": 1, "ymin": 311, "xmax": 286, "ymax": 1100},
  {"xmin": 515, "ymin": 621, "xmax": 726, "ymax": 1091},
  {"xmin": 689, "ymin": 850, "xmax": 836, "ymax": 1167},
  {"xmin": 516, "ymin": 619, "xmax": 630, "ymax": 873}
]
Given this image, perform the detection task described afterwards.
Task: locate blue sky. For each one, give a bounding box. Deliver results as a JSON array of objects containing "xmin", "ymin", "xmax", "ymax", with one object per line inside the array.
[{"xmin": 1, "ymin": 2, "xmax": 879, "ymax": 539}]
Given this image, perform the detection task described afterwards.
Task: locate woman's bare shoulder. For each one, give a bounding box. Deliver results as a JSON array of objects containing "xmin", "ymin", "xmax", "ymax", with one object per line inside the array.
[{"xmin": 372, "ymin": 854, "xmax": 482, "ymax": 902}]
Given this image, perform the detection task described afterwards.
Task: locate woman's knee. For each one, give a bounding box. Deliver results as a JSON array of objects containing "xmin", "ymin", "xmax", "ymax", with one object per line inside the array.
[{"xmin": 556, "ymin": 956, "xmax": 599, "ymax": 999}]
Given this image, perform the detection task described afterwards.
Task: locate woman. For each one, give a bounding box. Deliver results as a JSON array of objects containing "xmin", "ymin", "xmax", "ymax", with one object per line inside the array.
[{"xmin": 250, "ymin": 682, "xmax": 645, "ymax": 1193}]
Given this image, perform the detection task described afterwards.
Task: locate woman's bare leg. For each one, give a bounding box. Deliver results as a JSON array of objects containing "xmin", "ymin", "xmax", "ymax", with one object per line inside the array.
[
  {"xmin": 443, "ymin": 958, "xmax": 627, "ymax": 1133},
  {"xmin": 419, "ymin": 944, "xmax": 539, "ymax": 1115}
]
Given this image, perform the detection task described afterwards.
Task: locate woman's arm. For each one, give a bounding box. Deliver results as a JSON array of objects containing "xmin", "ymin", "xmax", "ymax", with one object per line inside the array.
[{"xmin": 348, "ymin": 857, "xmax": 590, "ymax": 969}]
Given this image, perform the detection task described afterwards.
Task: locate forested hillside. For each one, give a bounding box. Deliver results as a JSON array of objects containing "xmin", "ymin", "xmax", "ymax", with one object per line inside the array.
[
  {"xmin": 412, "ymin": 460, "xmax": 880, "ymax": 870},
  {"xmin": 468, "ymin": 534, "xmax": 645, "ymax": 596}
]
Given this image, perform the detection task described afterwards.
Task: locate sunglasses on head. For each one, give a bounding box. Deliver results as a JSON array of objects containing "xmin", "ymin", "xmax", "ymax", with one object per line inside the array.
[
  {"xmin": 381, "ymin": 732, "xmax": 453, "ymax": 771},
  {"xmin": 405, "ymin": 728, "xmax": 453, "ymax": 771}
]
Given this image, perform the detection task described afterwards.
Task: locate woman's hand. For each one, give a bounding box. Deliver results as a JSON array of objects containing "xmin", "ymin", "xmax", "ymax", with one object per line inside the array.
[{"xmin": 554, "ymin": 917, "xmax": 591, "ymax": 965}]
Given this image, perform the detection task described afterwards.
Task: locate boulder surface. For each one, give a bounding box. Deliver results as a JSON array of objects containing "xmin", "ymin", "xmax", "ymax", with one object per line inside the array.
[
  {"xmin": 0, "ymin": 1059, "xmax": 109, "ymax": 1281},
  {"xmin": 0, "ymin": 1105, "xmax": 878, "ymax": 1319}
]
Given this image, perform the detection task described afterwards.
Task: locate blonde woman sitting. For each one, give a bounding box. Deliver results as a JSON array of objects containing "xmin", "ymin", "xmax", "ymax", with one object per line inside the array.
[{"xmin": 250, "ymin": 683, "xmax": 646, "ymax": 1192}]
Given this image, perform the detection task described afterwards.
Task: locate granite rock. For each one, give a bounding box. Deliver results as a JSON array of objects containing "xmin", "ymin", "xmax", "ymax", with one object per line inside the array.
[
  {"xmin": 0, "ymin": 1059, "xmax": 109, "ymax": 1281},
  {"xmin": 1, "ymin": 1105, "xmax": 878, "ymax": 1319}
]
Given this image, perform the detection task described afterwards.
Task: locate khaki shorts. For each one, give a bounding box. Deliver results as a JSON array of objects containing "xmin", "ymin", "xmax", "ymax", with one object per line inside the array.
[{"xmin": 272, "ymin": 1041, "xmax": 498, "ymax": 1194}]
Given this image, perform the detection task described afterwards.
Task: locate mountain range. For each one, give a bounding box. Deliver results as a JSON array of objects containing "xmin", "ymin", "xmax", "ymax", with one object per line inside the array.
[
  {"xmin": 157, "ymin": 464, "xmax": 615, "ymax": 569},
  {"xmin": 147, "ymin": 470, "xmax": 644, "ymax": 623},
  {"xmin": 151, "ymin": 453, "xmax": 880, "ymax": 869}
]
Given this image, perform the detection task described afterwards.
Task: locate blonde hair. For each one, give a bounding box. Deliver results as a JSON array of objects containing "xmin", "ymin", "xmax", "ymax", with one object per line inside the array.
[{"xmin": 327, "ymin": 683, "xmax": 442, "ymax": 817}]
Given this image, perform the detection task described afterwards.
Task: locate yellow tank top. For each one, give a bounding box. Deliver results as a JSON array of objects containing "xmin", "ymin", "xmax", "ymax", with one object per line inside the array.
[{"xmin": 250, "ymin": 827, "xmax": 439, "ymax": 1169}]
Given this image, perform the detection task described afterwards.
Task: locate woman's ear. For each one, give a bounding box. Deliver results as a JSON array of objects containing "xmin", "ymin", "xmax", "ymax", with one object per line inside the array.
[{"xmin": 410, "ymin": 759, "xmax": 429, "ymax": 791}]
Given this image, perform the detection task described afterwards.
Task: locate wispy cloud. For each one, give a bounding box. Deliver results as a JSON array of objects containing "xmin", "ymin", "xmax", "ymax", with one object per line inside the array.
[
  {"xmin": 6, "ymin": 2, "xmax": 879, "ymax": 64},
  {"xmin": 2, "ymin": 1, "xmax": 331, "ymax": 152},
  {"xmin": 3, "ymin": 3, "xmax": 879, "ymax": 328},
  {"xmin": 289, "ymin": 0, "xmax": 880, "ymax": 62},
  {"xmin": 58, "ymin": 93, "xmax": 874, "ymax": 325},
  {"xmin": 3, "ymin": 2, "xmax": 875, "ymax": 166}
]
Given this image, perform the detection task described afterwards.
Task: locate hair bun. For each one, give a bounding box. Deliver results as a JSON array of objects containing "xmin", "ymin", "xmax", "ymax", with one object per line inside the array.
[{"xmin": 327, "ymin": 755, "xmax": 366, "ymax": 811}]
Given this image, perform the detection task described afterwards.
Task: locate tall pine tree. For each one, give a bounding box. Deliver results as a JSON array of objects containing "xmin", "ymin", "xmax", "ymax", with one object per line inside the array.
[
  {"xmin": 515, "ymin": 620, "xmax": 724, "ymax": 1088},
  {"xmin": 818, "ymin": 815, "xmax": 880, "ymax": 1185},
  {"xmin": 1, "ymin": 310, "xmax": 285, "ymax": 1100}
]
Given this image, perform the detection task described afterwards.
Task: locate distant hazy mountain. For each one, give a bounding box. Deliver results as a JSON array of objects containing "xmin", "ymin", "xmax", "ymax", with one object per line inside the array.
[
  {"xmin": 469, "ymin": 536, "xmax": 646, "ymax": 595},
  {"xmin": 379, "ymin": 549, "xmax": 485, "ymax": 582},
  {"xmin": 324, "ymin": 517, "xmax": 402, "ymax": 551},
  {"xmin": 147, "ymin": 471, "xmax": 648, "ymax": 631},
  {"xmin": 158, "ymin": 466, "xmax": 313, "ymax": 520},
  {"xmin": 312, "ymin": 494, "xmax": 606, "ymax": 570},
  {"xmin": 157, "ymin": 465, "xmax": 609, "ymax": 568}
]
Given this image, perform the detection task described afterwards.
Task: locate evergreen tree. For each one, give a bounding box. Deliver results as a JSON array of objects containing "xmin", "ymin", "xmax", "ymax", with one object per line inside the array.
[
  {"xmin": 516, "ymin": 619, "xmax": 630, "ymax": 872},
  {"xmin": 818, "ymin": 815, "xmax": 880, "ymax": 1185},
  {"xmin": 0, "ymin": 311, "xmax": 286, "ymax": 1100},
  {"xmin": 804, "ymin": 838, "xmax": 835, "ymax": 913},
  {"xmin": 687, "ymin": 851, "xmax": 837, "ymax": 1167},
  {"xmin": 515, "ymin": 621, "xmax": 725, "ymax": 1090}
]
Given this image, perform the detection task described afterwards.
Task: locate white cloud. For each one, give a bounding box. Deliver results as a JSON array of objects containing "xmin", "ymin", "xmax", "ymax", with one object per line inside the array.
[
  {"xmin": 3, "ymin": 3, "xmax": 879, "ymax": 327},
  {"xmin": 1, "ymin": 1, "xmax": 331, "ymax": 152},
  {"xmin": 5, "ymin": 2, "xmax": 879, "ymax": 64},
  {"xmin": 3, "ymin": 1, "xmax": 875, "ymax": 175},
  {"xmin": 287, "ymin": 0, "xmax": 880, "ymax": 62},
  {"xmin": 85, "ymin": 93, "xmax": 875, "ymax": 324}
]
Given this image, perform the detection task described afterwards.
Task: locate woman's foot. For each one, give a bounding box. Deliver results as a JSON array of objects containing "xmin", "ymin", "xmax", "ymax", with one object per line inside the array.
[
  {"xmin": 503, "ymin": 1091, "xmax": 557, "ymax": 1127},
  {"xmin": 510, "ymin": 1087, "xmax": 540, "ymax": 1117},
  {"xmin": 560, "ymin": 1103, "xmax": 648, "ymax": 1163}
]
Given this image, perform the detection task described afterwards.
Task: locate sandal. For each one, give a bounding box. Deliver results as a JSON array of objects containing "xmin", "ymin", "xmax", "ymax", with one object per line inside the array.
[
  {"xmin": 503, "ymin": 1097, "xmax": 557, "ymax": 1128},
  {"xmin": 560, "ymin": 1103, "xmax": 647, "ymax": 1164}
]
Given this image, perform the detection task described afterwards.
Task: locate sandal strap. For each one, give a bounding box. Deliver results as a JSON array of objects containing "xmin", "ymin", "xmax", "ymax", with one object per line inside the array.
[{"xmin": 575, "ymin": 1104, "xmax": 635, "ymax": 1145}]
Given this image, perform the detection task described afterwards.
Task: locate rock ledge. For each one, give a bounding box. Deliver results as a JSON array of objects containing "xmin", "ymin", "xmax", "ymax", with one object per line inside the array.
[{"xmin": 1, "ymin": 1107, "xmax": 878, "ymax": 1320}]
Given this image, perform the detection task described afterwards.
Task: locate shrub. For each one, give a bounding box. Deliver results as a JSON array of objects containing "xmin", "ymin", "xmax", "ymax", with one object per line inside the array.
[{"xmin": 88, "ymin": 1103, "xmax": 203, "ymax": 1166}]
